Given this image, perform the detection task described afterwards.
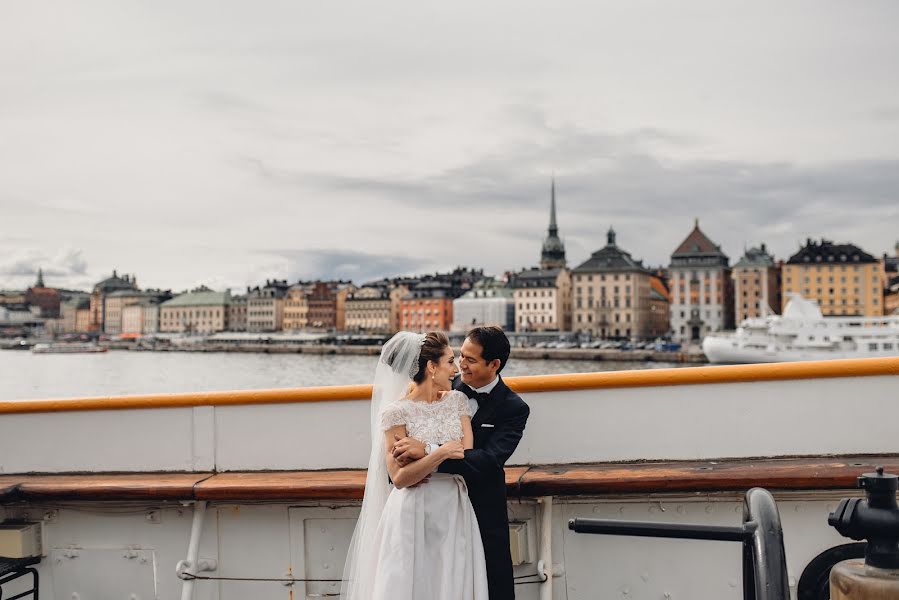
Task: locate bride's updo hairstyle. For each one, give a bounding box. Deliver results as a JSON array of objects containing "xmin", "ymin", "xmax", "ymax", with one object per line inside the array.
[{"xmin": 412, "ymin": 332, "xmax": 450, "ymax": 384}]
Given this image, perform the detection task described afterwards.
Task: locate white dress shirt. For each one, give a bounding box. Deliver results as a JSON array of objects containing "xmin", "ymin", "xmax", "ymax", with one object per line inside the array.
[{"xmin": 468, "ymin": 375, "xmax": 500, "ymax": 416}]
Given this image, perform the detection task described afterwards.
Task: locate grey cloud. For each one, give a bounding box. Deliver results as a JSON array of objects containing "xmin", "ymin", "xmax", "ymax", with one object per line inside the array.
[
  {"xmin": 0, "ymin": 248, "xmax": 90, "ymax": 289},
  {"xmin": 871, "ymin": 106, "xmax": 899, "ymax": 121},
  {"xmin": 280, "ymin": 114, "xmax": 899, "ymax": 267},
  {"xmin": 263, "ymin": 249, "xmax": 432, "ymax": 286}
]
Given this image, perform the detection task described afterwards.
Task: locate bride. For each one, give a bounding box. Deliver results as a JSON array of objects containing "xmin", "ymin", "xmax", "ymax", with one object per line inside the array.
[{"xmin": 340, "ymin": 331, "xmax": 489, "ymax": 600}]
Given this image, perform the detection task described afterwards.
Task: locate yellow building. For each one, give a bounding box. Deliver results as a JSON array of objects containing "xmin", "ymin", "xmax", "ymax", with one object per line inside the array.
[
  {"xmin": 283, "ymin": 284, "xmax": 310, "ymax": 331},
  {"xmin": 782, "ymin": 239, "xmax": 884, "ymax": 316}
]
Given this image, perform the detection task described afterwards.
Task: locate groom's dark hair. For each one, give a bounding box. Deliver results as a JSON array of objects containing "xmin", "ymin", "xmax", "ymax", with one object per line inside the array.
[{"xmin": 466, "ymin": 326, "xmax": 511, "ymax": 373}]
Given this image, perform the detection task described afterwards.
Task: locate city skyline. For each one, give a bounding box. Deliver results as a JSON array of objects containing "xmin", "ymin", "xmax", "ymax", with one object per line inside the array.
[{"xmin": 2, "ymin": 1, "xmax": 898, "ymax": 292}]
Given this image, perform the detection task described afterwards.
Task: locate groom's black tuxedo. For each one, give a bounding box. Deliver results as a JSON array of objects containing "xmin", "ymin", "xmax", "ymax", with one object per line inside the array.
[{"xmin": 439, "ymin": 375, "xmax": 529, "ymax": 600}]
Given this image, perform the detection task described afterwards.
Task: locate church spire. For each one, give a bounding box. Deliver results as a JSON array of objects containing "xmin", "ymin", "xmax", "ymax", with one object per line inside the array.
[
  {"xmin": 540, "ymin": 177, "xmax": 567, "ymax": 270},
  {"xmin": 549, "ymin": 177, "xmax": 558, "ymax": 236},
  {"xmin": 36, "ymin": 267, "xmax": 44, "ymax": 288}
]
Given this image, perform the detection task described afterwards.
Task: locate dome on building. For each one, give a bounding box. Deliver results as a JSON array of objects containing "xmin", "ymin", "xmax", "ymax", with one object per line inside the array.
[{"xmin": 92, "ymin": 270, "xmax": 139, "ymax": 294}]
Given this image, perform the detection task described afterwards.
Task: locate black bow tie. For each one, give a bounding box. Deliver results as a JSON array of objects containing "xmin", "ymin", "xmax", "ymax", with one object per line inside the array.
[{"xmin": 461, "ymin": 385, "xmax": 491, "ymax": 404}]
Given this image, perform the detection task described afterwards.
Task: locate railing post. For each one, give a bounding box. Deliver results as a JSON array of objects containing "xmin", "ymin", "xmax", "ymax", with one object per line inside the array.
[{"xmin": 742, "ymin": 488, "xmax": 789, "ymax": 600}]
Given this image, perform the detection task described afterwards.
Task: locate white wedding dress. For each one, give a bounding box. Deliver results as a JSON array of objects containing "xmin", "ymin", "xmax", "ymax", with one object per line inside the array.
[{"xmin": 363, "ymin": 389, "xmax": 489, "ymax": 600}]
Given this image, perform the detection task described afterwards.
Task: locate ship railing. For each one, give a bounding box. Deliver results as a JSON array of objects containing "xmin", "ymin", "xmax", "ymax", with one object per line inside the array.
[{"xmin": 570, "ymin": 487, "xmax": 789, "ymax": 600}]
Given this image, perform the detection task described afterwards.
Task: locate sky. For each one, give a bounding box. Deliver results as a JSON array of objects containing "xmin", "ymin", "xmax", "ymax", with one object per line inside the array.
[{"xmin": 1, "ymin": 1, "xmax": 898, "ymax": 293}]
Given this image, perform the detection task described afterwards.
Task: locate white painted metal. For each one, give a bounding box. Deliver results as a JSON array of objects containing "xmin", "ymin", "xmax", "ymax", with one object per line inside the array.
[
  {"xmin": 2, "ymin": 372, "xmax": 894, "ymax": 473},
  {"xmin": 0, "ymin": 492, "xmax": 863, "ymax": 600},
  {"xmin": 538, "ymin": 496, "xmax": 553, "ymax": 600},
  {"xmin": 0, "ymin": 407, "xmax": 197, "ymax": 472},
  {"xmin": 191, "ymin": 406, "xmax": 216, "ymax": 471},
  {"xmin": 177, "ymin": 501, "xmax": 213, "ymax": 600}
]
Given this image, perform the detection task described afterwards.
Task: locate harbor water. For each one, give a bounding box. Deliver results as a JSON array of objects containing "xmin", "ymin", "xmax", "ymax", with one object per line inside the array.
[{"xmin": 0, "ymin": 350, "xmax": 682, "ymax": 401}]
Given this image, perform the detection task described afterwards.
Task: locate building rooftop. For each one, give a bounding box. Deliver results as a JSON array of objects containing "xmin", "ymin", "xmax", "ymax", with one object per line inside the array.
[
  {"xmin": 510, "ymin": 267, "xmax": 562, "ymax": 289},
  {"xmin": 93, "ymin": 271, "xmax": 139, "ymax": 294},
  {"xmin": 573, "ymin": 228, "xmax": 650, "ymax": 274},
  {"xmin": 734, "ymin": 244, "xmax": 776, "ymax": 268},
  {"xmin": 457, "ymin": 278, "xmax": 512, "ymax": 299},
  {"xmin": 162, "ymin": 290, "xmax": 231, "ymax": 308},
  {"xmin": 786, "ymin": 239, "xmax": 877, "ymax": 265},
  {"xmin": 671, "ymin": 219, "xmax": 728, "ymax": 259}
]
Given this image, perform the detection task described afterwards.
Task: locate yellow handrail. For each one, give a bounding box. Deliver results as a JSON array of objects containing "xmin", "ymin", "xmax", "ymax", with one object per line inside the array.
[{"xmin": 2, "ymin": 357, "xmax": 897, "ymax": 415}]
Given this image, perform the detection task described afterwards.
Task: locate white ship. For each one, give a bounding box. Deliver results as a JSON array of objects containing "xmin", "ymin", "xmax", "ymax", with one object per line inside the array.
[
  {"xmin": 1, "ymin": 357, "xmax": 898, "ymax": 599},
  {"xmin": 702, "ymin": 295, "xmax": 899, "ymax": 364}
]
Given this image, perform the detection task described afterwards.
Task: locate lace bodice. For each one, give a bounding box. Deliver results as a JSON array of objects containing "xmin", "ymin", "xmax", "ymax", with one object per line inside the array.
[{"xmin": 380, "ymin": 390, "xmax": 473, "ymax": 444}]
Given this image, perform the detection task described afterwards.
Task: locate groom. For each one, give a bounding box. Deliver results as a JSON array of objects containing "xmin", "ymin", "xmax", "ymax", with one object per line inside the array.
[{"xmin": 393, "ymin": 326, "xmax": 530, "ymax": 600}]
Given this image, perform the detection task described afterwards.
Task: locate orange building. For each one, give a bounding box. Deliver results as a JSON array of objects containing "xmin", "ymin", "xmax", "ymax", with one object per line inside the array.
[{"xmin": 400, "ymin": 282, "xmax": 454, "ymax": 332}]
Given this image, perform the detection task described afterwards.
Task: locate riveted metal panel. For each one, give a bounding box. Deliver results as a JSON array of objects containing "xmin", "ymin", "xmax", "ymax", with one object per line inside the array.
[
  {"xmin": 50, "ymin": 547, "xmax": 158, "ymax": 599},
  {"xmin": 302, "ymin": 517, "xmax": 357, "ymax": 599}
]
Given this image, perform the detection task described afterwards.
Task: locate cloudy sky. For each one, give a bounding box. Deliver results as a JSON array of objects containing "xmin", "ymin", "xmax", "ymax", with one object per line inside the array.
[{"xmin": 2, "ymin": 1, "xmax": 898, "ymax": 293}]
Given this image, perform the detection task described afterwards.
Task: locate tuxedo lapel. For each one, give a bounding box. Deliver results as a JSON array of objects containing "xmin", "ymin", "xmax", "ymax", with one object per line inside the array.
[{"xmin": 471, "ymin": 376, "xmax": 507, "ymax": 428}]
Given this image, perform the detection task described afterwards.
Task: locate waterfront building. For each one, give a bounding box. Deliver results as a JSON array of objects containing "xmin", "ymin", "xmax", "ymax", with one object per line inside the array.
[
  {"xmin": 782, "ymin": 239, "xmax": 884, "ymax": 316},
  {"xmin": 732, "ymin": 244, "xmax": 782, "ymax": 322},
  {"xmin": 160, "ymin": 288, "xmax": 231, "ymax": 334},
  {"xmin": 648, "ymin": 276, "xmax": 671, "ymax": 338},
  {"xmin": 884, "ymin": 241, "xmax": 899, "ymax": 276},
  {"xmin": 307, "ymin": 282, "xmax": 337, "ymax": 331},
  {"xmin": 282, "ymin": 284, "xmax": 311, "ymax": 331},
  {"xmin": 25, "ymin": 268, "xmax": 61, "ymax": 318},
  {"xmin": 0, "ymin": 290, "xmax": 27, "ymax": 306},
  {"xmin": 669, "ymin": 220, "xmax": 734, "ymax": 342},
  {"xmin": 334, "ymin": 283, "xmax": 356, "ymax": 331},
  {"xmin": 227, "ymin": 294, "xmax": 247, "ymax": 332},
  {"xmin": 540, "ymin": 178, "xmax": 567, "ymax": 270},
  {"xmin": 885, "ymin": 277, "xmax": 899, "ymax": 315},
  {"xmin": 388, "ymin": 285, "xmax": 409, "ymax": 333},
  {"xmin": 401, "ymin": 281, "xmax": 455, "ymax": 332},
  {"xmin": 247, "ymin": 280, "xmax": 289, "ymax": 332},
  {"xmin": 61, "ymin": 297, "xmax": 91, "ymax": 333},
  {"xmin": 104, "ymin": 290, "xmax": 172, "ymax": 334},
  {"xmin": 345, "ymin": 286, "xmax": 391, "ymax": 333},
  {"xmin": 885, "ymin": 242, "xmax": 899, "ymax": 316},
  {"xmin": 121, "ymin": 301, "xmax": 161, "ymax": 335},
  {"xmin": 0, "ymin": 304, "xmax": 40, "ymax": 324},
  {"xmin": 572, "ymin": 228, "xmax": 668, "ymax": 339},
  {"xmin": 510, "ymin": 268, "xmax": 571, "ymax": 332},
  {"xmin": 451, "ymin": 278, "xmax": 515, "ymax": 332},
  {"xmin": 88, "ymin": 271, "xmax": 139, "ymax": 332}
]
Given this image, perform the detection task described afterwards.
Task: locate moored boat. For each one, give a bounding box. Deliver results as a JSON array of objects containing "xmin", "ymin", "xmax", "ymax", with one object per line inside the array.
[
  {"xmin": 30, "ymin": 343, "xmax": 108, "ymax": 354},
  {"xmin": 703, "ymin": 295, "xmax": 899, "ymax": 364}
]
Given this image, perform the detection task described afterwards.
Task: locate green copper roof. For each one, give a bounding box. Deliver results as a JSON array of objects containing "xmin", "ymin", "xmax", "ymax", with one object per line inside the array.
[{"xmin": 161, "ymin": 290, "xmax": 231, "ymax": 307}]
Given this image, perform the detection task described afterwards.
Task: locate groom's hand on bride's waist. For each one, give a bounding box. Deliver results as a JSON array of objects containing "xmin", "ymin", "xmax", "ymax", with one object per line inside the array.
[{"xmin": 392, "ymin": 434, "xmax": 426, "ymax": 466}]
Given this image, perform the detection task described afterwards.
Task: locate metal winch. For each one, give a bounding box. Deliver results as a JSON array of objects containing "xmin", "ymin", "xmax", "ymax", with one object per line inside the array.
[{"xmin": 827, "ymin": 466, "xmax": 899, "ymax": 599}]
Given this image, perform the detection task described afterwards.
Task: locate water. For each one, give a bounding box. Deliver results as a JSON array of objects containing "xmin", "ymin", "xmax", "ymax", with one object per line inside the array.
[{"xmin": 0, "ymin": 350, "xmax": 684, "ymax": 401}]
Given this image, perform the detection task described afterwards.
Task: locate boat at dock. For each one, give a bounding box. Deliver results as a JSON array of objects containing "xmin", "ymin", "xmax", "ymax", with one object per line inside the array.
[
  {"xmin": 30, "ymin": 343, "xmax": 108, "ymax": 355},
  {"xmin": 702, "ymin": 295, "xmax": 899, "ymax": 364},
  {"xmin": 1, "ymin": 357, "xmax": 897, "ymax": 599}
]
